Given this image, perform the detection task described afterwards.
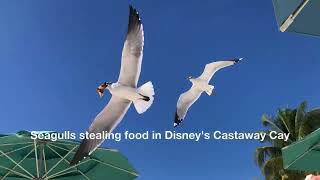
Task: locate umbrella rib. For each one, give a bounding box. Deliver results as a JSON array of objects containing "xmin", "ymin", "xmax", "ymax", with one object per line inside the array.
[
  {"xmin": 43, "ymin": 145, "xmax": 77, "ymax": 177},
  {"xmin": 0, "ymin": 142, "xmax": 33, "ymax": 147},
  {"xmin": 0, "ymin": 149, "xmax": 35, "ymax": 178},
  {"xmin": 43, "ymin": 142, "xmax": 137, "ymax": 178},
  {"xmin": 49, "ymin": 141, "xmax": 76, "ymax": 147},
  {"xmin": 0, "ymin": 165, "xmax": 33, "ymax": 180},
  {"xmin": 48, "ymin": 161, "xmax": 89, "ymax": 179},
  {"xmin": 47, "ymin": 143, "xmax": 76, "ymax": 154},
  {"xmin": 0, "ymin": 148, "xmax": 35, "ymax": 180},
  {"xmin": 0, "ymin": 144, "xmax": 33, "ymax": 158},
  {"xmin": 90, "ymin": 159, "xmax": 139, "ymax": 177},
  {"xmin": 46, "ymin": 144, "xmax": 91, "ymax": 180},
  {"xmin": 77, "ymin": 170, "xmax": 91, "ymax": 180},
  {"xmin": 285, "ymin": 144, "xmax": 316, "ymax": 169},
  {"xmin": 42, "ymin": 144, "xmax": 48, "ymax": 180},
  {"xmin": 51, "ymin": 141, "xmax": 116, "ymax": 152},
  {"xmin": 46, "ymin": 143, "xmax": 138, "ymax": 177},
  {"xmin": 279, "ymin": 0, "xmax": 310, "ymax": 32},
  {"xmin": 47, "ymin": 169, "xmax": 78, "ymax": 180},
  {"xmin": 48, "ymin": 144, "xmax": 89, "ymax": 178},
  {"xmin": 34, "ymin": 139, "xmax": 40, "ymax": 178},
  {"xmin": 46, "ymin": 157, "xmax": 90, "ymax": 179}
]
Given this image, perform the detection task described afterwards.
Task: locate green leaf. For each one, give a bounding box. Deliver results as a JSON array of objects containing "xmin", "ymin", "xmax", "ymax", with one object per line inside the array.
[
  {"xmin": 262, "ymin": 157, "xmax": 283, "ymax": 180},
  {"xmin": 255, "ymin": 102, "xmax": 320, "ymax": 180},
  {"xmin": 299, "ymin": 109, "xmax": 320, "ymax": 138},
  {"xmin": 262, "ymin": 115, "xmax": 293, "ymax": 143},
  {"xmin": 295, "ymin": 101, "xmax": 307, "ymax": 139},
  {"xmin": 277, "ymin": 108, "xmax": 296, "ymax": 141},
  {"xmin": 255, "ymin": 146, "xmax": 281, "ymax": 169}
]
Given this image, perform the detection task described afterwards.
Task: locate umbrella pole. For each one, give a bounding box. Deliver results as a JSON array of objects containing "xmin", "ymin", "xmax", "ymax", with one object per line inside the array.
[{"xmin": 279, "ymin": 0, "xmax": 310, "ymax": 32}]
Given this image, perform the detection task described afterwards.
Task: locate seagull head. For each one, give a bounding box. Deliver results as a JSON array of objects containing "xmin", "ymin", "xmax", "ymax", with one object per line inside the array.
[{"xmin": 96, "ymin": 82, "xmax": 112, "ymax": 98}]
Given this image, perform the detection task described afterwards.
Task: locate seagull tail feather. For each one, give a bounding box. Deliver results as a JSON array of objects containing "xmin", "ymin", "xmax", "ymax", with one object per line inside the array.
[
  {"xmin": 134, "ymin": 81, "xmax": 155, "ymax": 114},
  {"xmin": 205, "ymin": 85, "xmax": 214, "ymax": 96}
]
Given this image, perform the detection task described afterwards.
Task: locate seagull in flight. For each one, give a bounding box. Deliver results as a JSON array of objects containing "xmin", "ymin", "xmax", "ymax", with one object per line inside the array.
[
  {"xmin": 174, "ymin": 59, "xmax": 242, "ymax": 127},
  {"xmin": 70, "ymin": 5, "xmax": 154, "ymax": 165}
]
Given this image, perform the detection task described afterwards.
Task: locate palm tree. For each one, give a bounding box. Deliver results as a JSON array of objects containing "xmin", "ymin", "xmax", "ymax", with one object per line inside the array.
[{"xmin": 255, "ymin": 101, "xmax": 320, "ymax": 180}]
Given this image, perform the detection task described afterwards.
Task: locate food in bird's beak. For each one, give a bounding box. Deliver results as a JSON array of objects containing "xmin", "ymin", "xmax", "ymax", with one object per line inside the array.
[
  {"xmin": 96, "ymin": 88, "xmax": 105, "ymax": 98},
  {"xmin": 96, "ymin": 83, "xmax": 107, "ymax": 98}
]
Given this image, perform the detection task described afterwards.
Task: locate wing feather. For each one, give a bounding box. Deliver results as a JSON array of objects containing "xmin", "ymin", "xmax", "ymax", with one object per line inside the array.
[
  {"xmin": 70, "ymin": 97, "xmax": 131, "ymax": 165},
  {"xmin": 71, "ymin": 5, "xmax": 145, "ymax": 165},
  {"xmin": 118, "ymin": 6, "xmax": 144, "ymax": 87},
  {"xmin": 175, "ymin": 86, "xmax": 202, "ymax": 126},
  {"xmin": 198, "ymin": 60, "xmax": 237, "ymax": 82}
]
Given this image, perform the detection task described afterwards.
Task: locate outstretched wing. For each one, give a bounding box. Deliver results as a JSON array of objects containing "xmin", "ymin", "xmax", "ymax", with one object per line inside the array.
[
  {"xmin": 198, "ymin": 59, "xmax": 240, "ymax": 82},
  {"xmin": 174, "ymin": 86, "xmax": 203, "ymax": 127},
  {"xmin": 118, "ymin": 6, "xmax": 144, "ymax": 87},
  {"xmin": 70, "ymin": 96, "xmax": 131, "ymax": 165}
]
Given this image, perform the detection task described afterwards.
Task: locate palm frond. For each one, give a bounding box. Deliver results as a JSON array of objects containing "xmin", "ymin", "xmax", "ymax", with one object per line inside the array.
[
  {"xmin": 262, "ymin": 115, "xmax": 284, "ymax": 133},
  {"xmin": 277, "ymin": 108, "xmax": 296, "ymax": 141},
  {"xmin": 260, "ymin": 130, "xmax": 289, "ymax": 148},
  {"xmin": 262, "ymin": 115, "xmax": 293, "ymax": 143},
  {"xmin": 299, "ymin": 109, "xmax": 320, "ymax": 138},
  {"xmin": 262, "ymin": 156, "xmax": 283, "ymax": 180},
  {"xmin": 295, "ymin": 101, "xmax": 307, "ymax": 139},
  {"xmin": 255, "ymin": 146, "xmax": 282, "ymax": 169},
  {"xmin": 255, "ymin": 102, "xmax": 320, "ymax": 180}
]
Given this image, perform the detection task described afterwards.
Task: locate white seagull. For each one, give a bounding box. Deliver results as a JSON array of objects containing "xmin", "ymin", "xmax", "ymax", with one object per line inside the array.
[
  {"xmin": 71, "ymin": 5, "xmax": 154, "ymax": 165},
  {"xmin": 174, "ymin": 59, "xmax": 242, "ymax": 127}
]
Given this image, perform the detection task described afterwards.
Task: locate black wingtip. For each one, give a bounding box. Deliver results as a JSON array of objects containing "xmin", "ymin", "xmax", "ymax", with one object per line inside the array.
[
  {"xmin": 128, "ymin": 5, "xmax": 140, "ymax": 19},
  {"xmin": 129, "ymin": 5, "xmax": 134, "ymax": 13},
  {"xmin": 128, "ymin": 5, "xmax": 141, "ymax": 28},
  {"xmin": 234, "ymin": 58, "xmax": 243, "ymax": 63},
  {"xmin": 174, "ymin": 112, "xmax": 182, "ymax": 128},
  {"xmin": 70, "ymin": 151, "xmax": 88, "ymax": 166},
  {"xmin": 70, "ymin": 139, "xmax": 90, "ymax": 166},
  {"xmin": 70, "ymin": 159, "xmax": 78, "ymax": 166}
]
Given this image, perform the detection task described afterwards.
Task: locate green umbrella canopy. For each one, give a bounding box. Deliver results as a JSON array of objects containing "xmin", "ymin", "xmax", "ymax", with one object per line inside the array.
[
  {"xmin": 282, "ymin": 128, "xmax": 320, "ymax": 172},
  {"xmin": 272, "ymin": 0, "xmax": 320, "ymax": 37},
  {"xmin": 0, "ymin": 131, "xmax": 138, "ymax": 180}
]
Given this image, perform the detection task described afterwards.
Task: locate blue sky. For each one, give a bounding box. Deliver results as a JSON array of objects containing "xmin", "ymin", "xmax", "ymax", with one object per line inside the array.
[{"xmin": 1, "ymin": 0, "xmax": 320, "ymax": 179}]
